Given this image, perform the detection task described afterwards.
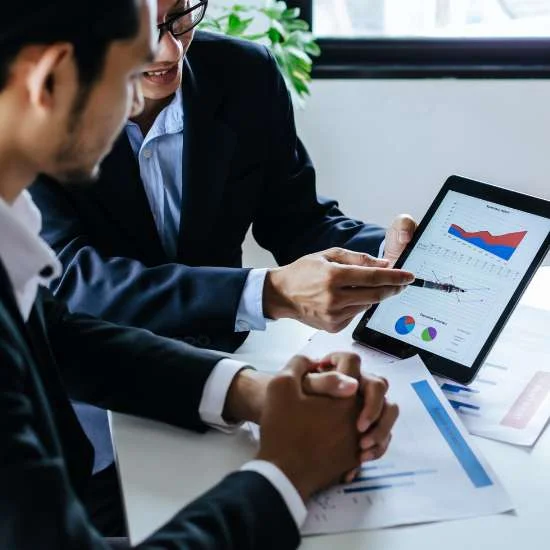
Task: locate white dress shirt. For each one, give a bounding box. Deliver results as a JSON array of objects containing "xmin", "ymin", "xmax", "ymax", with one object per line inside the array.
[{"xmin": 0, "ymin": 191, "xmax": 306, "ymax": 529}]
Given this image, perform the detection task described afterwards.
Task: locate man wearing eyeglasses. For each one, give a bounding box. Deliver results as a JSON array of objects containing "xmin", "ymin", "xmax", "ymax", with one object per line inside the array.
[{"xmin": 32, "ymin": 0, "xmax": 417, "ymax": 352}]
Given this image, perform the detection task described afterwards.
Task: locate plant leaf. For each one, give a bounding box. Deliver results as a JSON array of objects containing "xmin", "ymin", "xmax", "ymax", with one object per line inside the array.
[
  {"xmin": 304, "ymin": 41, "xmax": 321, "ymax": 56},
  {"xmin": 267, "ymin": 27, "xmax": 283, "ymax": 43},
  {"xmin": 227, "ymin": 13, "xmax": 254, "ymax": 36},
  {"xmin": 282, "ymin": 7, "xmax": 300, "ymax": 19},
  {"xmin": 286, "ymin": 46, "xmax": 312, "ymax": 64},
  {"xmin": 201, "ymin": 1, "xmax": 319, "ymax": 107}
]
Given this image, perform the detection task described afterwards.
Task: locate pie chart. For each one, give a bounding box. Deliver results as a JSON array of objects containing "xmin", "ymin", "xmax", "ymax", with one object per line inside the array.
[
  {"xmin": 395, "ymin": 315, "xmax": 415, "ymax": 335},
  {"xmin": 421, "ymin": 327, "xmax": 438, "ymax": 342}
]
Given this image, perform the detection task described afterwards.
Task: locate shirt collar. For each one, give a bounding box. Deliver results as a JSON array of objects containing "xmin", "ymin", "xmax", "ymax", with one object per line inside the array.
[
  {"xmin": 126, "ymin": 87, "xmax": 184, "ymax": 141},
  {"xmin": 0, "ymin": 190, "xmax": 61, "ymax": 297}
]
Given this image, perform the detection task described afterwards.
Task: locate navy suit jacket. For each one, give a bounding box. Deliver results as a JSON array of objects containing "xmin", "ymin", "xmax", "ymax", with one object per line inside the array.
[
  {"xmin": 0, "ymin": 262, "xmax": 299, "ymax": 549},
  {"xmin": 31, "ymin": 31, "xmax": 385, "ymax": 353}
]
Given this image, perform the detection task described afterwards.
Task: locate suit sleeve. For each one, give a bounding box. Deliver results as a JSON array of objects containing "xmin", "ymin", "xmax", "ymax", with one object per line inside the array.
[
  {"xmin": 251, "ymin": 50, "xmax": 386, "ymax": 264},
  {"xmin": 30, "ymin": 179, "xmax": 250, "ymax": 352},
  {"xmin": 40, "ymin": 290, "xmax": 228, "ymax": 432},
  {"xmin": 0, "ymin": 341, "xmax": 299, "ymax": 550}
]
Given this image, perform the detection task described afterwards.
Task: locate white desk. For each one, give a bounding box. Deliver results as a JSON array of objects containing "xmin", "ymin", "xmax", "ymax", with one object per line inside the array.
[{"xmin": 112, "ymin": 267, "xmax": 550, "ymax": 548}]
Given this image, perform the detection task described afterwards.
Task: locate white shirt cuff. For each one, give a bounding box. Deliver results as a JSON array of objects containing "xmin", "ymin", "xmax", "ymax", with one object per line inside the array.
[
  {"xmin": 235, "ymin": 268, "xmax": 268, "ymax": 332},
  {"xmin": 378, "ymin": 238, "xmax": 386, "ymax": 259},
  {"xmin": 240, "ymin": 460, "xmax": 307, "ymax": 530},
  {"xmin": 198, "ymin": 359, "xmax": 251, "ymax": 433}
]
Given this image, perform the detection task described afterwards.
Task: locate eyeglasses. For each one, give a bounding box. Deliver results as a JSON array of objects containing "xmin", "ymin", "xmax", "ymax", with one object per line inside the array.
[{"xmin": 156, "ymin": 0, "xmax": 208, "ymax": 42}]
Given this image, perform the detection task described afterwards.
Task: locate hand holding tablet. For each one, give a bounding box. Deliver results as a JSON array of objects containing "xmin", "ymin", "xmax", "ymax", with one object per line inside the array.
[{"xmin": 353, "ymin": 175, "xmax": 550, "ymax": 384}]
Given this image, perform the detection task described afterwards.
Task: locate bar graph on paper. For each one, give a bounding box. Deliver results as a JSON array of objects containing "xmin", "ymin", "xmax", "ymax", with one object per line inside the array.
[
  {"xmin": 310, "ymin": 463, "xmax": 438, "ymax": 523},
  {"xmin": 436, "ymin": 305, "xmax": 550, "ymax": 446},
  {"xmin": 299, "ymin": 357, "xmax": 512, "ymax": 535}
]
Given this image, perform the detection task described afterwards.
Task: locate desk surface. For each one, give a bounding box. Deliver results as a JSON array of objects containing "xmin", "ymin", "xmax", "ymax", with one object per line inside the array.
[{"xmin": 112, "ymin": 267, "xmax": 550, "ymax": 548}]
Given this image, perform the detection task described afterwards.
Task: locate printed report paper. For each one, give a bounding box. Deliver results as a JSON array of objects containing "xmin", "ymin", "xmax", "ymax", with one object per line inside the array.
[
  {"xmin": 436, "ymin": 305, "xmax": 550, "ymax": 446},
  {"xmin": 267, "ymin": 333, "xmax": 513, "ymax": 534}
]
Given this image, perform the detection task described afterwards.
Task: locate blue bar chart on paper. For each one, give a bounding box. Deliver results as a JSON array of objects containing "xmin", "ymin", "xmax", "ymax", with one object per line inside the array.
[
  {"xmin": 300, "ymin": 354, "xmax": 512, "ymax": 535},
  {"xmin": 343, "ymin": 465, "xmax": 437, "ymax": 495},
  {"xmin": 435, "ymin": 304, "xmax": 550, "ymax": 446},
  {"xmin": 440, "ymin": 382, "xmax": 482, "ymax": 416}
]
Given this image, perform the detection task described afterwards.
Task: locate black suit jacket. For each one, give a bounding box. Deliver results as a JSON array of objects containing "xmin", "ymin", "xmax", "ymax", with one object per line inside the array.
[
  {"xmin": 0, "ymin": 263, "xmax": 299, "ymax": 549},
  {"xmin": 31, "ymin": 31, "xmax": 385, "ymax": 353}
]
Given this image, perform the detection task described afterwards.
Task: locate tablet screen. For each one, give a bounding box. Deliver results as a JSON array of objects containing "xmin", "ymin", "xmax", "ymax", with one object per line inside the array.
[{"xmin": 366, "ymin": 190, "xmax": 550, "ymax": 368}]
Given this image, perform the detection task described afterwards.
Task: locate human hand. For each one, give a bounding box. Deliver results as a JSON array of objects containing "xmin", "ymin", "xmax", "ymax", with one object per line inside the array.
[
  {"xmin": 263, "ymin": 247, "xmax": 415, "ymax": 333},
  {"xmin": 222, "ymin": 365, "xmax": 358, "ymax": 425},
  {"xmin": 312, "ymin": 352, "xmax": 399, "ymax": 482},
  {"xmin": 256, "ymin": 355, "xmax": 361, "ymax": 501},
  {"xmin": 383, "ymin": 214, "xmax": 418, "ymax": 266}
]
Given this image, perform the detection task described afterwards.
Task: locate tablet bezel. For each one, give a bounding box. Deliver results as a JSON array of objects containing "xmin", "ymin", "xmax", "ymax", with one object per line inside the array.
[{"xmin": 352, "ymin": 175, "xmax": 550, "ymax": 384}]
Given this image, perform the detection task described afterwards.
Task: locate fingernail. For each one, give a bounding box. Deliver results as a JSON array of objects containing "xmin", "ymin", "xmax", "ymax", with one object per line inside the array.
[
  {"xmin": 403, "ymin": 272, "xmax": 415, "ymax": 283},
  {"xmin": 398, "ymin": 230, "xmax": 410, "ymax": 244},
  {"xmin": 363, "ymin": 453, "xmax": 376, "ymax": 462},
  {"xmin": 338, "ymin": 378, "xmax": 358, "ymax": 392}
]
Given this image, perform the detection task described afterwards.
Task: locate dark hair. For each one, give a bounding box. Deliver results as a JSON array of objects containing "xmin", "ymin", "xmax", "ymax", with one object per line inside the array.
[{"xmin": 0, "ymin": 0, "xmax": 141, "ymax": 92}]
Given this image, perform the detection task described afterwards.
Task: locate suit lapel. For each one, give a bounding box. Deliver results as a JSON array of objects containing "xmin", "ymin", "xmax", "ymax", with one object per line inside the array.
[
  {"xmin": 0, "ymin": 264, "xmax": 93, "ymax": 487},
  {"xmin": 20, "ymin": 289, "xmax": 95, "ymax": 491},
  {"xmin": 93, "ymin": 134, "xmax": 166, "ymax": 263},
  {"xmin": 177, "ymin": 56, "xmax": 237, "ymax": 261}
]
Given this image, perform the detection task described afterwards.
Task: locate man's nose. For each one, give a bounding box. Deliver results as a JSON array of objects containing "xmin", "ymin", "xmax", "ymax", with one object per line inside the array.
[{"xmin": 155, "ymin": 30, "xmax": 184, "ymax": 63}]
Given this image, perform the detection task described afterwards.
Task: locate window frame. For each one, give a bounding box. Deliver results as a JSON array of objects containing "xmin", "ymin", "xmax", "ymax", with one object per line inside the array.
[{"xmin": 288, "ymin": 0, "xmax": 550, "ymax": 78}]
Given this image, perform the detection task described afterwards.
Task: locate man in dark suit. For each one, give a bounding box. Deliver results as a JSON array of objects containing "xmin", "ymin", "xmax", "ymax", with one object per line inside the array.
[
  {"xmin": 31, "ymin": 0, "xmax": 417, "ymax": 355},
  {"xmin": 0, "ymin": 1, "xmax": 399, "ymax": 548}
]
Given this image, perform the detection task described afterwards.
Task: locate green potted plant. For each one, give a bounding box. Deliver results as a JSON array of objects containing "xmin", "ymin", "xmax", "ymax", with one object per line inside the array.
[{"xmin": 200, "ymin": 0, "xmax": 321, "ymax": 107}]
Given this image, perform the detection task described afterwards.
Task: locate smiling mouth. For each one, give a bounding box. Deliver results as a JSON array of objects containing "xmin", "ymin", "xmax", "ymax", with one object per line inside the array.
[{"xmin": 142, "ymin": 65, "xmax": 178, "ymax": 84}]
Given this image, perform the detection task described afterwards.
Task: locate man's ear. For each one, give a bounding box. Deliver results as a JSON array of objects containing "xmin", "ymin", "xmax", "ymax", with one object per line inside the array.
[{"xmin": 26, "ymin": 43, "xmax": 74, "ymax": 113}]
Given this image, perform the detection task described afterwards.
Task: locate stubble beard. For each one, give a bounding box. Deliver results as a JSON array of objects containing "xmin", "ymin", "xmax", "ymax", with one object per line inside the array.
[{"xmin": 51, "ymin": 86, "xmax": 103, "ymax": 186}]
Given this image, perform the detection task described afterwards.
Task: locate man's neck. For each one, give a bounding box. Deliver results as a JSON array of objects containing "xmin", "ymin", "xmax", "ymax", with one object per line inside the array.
[
  {"xmin": 0, "ymin": 143, "xmax": 34, "ymax": 205},
  {"xmin": 131, "ymin": 94, "xmax": 175, "ymax": 136}
]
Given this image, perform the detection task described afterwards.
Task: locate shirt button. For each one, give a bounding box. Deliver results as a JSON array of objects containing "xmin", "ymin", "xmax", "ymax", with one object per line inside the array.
[
  {"xmin": 237, "ymin": 320, "xmax": 250, "ymax": 332},
  {"xmin": 143, "ymin": 149, "xmax": 152, "ymax": 159}
]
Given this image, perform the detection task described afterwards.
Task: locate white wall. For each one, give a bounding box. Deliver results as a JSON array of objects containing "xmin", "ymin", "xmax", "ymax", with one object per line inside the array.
[{"xmin": 244, "ymin": 79, "xmax": 550, "ymax": 267}]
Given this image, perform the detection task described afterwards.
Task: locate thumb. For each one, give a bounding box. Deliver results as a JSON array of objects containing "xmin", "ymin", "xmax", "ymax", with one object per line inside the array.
[
  {"xmin": 384, "ymin": 214, "xmax": 417, "ymax": 264},
  {"xmin": 303, "ymin": 371, "xmax": 359, "ymax": 398},
  {"xmin": 282, "ymin": 355, "xmax": 317, "ymax": 386},
  {"xmin": 386, "ymin": 214, "xmax": 417, "ymax": 246},
  {"xmin": 323, "ymin": 247, "xmax": 390, "ymax": 268}
]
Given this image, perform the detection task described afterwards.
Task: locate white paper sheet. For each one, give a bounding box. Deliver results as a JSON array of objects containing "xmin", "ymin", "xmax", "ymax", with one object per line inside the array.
[
  {"xmin": 435, "ymin": 305, "xmax": 550, "ymax": 446},
  {"xmin": 254, "ymin": 332, "xmax": 513, "ymax": 534}
]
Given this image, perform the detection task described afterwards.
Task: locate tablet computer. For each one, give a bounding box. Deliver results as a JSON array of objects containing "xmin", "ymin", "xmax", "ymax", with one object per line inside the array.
[{"xmin": 352, "ymin": 175, "xmax": 550, "ymax": 384}]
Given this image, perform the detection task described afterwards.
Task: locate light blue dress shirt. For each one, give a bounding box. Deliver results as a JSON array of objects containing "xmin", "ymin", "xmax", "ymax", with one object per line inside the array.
[{"xmin": 125, "ymin": 89, "xmax": 266, "ymax": 332}]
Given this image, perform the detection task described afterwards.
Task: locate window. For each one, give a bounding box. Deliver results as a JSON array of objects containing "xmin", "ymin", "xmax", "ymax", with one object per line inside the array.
[
  {"xmin": 315, "ymin": 0, "xmax": 550, "ymax": 39},
  {"xmin": 287, "ymin": 0, "xmax": 550, "ymax": 77}
]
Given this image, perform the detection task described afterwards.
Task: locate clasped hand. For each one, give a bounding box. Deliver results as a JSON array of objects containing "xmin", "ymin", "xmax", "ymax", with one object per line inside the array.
[{"xmin": 256, "ymin": 352, "xmax": 399, "ymax": 501}]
